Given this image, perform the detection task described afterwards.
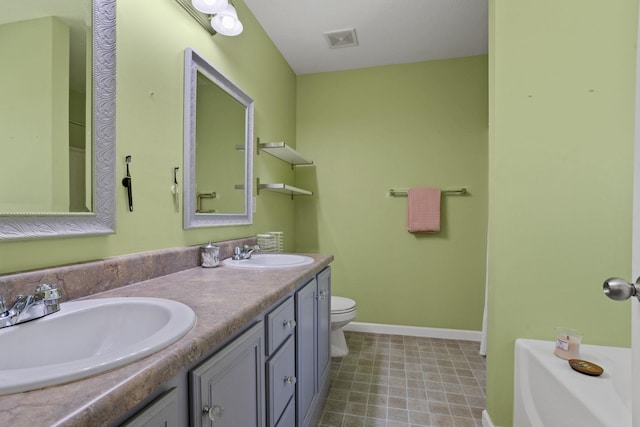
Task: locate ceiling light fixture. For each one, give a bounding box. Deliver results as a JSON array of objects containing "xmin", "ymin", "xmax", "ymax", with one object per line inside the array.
[
  {"xmin": 175, "ymin": 0, "xmax": 243, "ymax": 37},
  {"xmin": 211, "ymin": 4, "xmax": 243, "ymax": 36}
]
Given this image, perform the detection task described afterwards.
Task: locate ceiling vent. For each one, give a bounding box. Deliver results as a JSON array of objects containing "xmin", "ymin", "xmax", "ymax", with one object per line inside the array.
[{"xmin": 324, "ymin": 28, "xmax": 359, "ymax": 49}]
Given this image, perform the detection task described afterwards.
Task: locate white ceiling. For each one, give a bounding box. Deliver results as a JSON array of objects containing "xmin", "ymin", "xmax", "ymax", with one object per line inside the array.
[{"xmin": 243, "ymin": 0, "xmax": 488, "ymax": 75}]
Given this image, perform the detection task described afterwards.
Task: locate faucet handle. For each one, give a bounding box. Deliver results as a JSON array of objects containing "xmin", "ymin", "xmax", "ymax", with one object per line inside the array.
[
  {"xmin": 0, "ymin": 296, "xmax": 7, "ymax": 315},
  {"xmin": 11, "ymin": 294, "xmax": 34, "ymax": 313}
]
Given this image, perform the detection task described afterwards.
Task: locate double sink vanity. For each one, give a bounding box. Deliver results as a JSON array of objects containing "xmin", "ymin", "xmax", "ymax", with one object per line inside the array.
[{"xmin": 0, "ymin": 240, "xmax": 332, "ymax": 427}]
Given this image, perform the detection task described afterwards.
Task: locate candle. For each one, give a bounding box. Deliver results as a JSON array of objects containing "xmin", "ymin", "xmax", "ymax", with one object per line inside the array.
[{"xmin": 554, "ymin": 328, "xmax": 582, "ymax": 359}]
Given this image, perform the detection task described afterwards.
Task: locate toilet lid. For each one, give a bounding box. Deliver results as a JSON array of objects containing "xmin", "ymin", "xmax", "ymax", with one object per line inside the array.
[{"xmin": 332, "ymin": 296, "xmax": 356, "ymax": 313}]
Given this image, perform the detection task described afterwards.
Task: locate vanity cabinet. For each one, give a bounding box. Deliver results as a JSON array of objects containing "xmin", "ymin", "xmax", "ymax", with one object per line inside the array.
[
  {"xmin": 121, "ymin": 267, "xmax": 331, "ymax": 427},
  {"xmin": 189, "ymin": 322, "xmax": 265, "ymax": 427},
  {"xmin": 296, "ymin": 267, "xmax": 331, "ymax": 427}
]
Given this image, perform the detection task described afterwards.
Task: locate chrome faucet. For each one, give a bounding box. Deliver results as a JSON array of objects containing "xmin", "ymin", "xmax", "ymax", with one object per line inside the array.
[
  {"xmin": 232, "ymin": 245, "xmax": 260, "ymax": 260},
  {"xmin": 0, "ymin": 284, "xmax": 61, "ymax": 329}
]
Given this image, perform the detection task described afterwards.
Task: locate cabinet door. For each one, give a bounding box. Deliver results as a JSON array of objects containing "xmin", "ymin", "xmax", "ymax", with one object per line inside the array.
[
  {"xmin": 121, "ymin": 388, "xmax": 178, "ymax": 427},
  {"xmin": 190, "ymin": 322, "xmax": 265, "ymax": 427},
  {"xmin": 267, "ymin": 335, "xmax": 295, "ymax": 426},
  {"xmin": 275, "ymin": 398, "xmax": 295, "ymax": 427},
  {"xmin": 295, "ymin": 278, "xmax": 317, "ymax": 427},
  {"xmin": 316, "ymin": 267, "xmax": 332, "ymax": 390}
]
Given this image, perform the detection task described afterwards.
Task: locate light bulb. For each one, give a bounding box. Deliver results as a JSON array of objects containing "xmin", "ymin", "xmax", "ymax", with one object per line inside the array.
[
  {"xmin": 221, "ymin": 15, "xmax": 235, "ymax": 29},
  {"xmin": 211, "ymin": 4, "xmax": 243, "ymax": 36},
  {"xmin": 192, "ymin": 0, "xmax": 228, "ymax": 14}
]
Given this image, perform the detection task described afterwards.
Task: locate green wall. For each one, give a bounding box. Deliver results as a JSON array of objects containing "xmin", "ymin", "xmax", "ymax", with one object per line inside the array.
[
  {"xmin": 487, "ymin": 0, "xmax": 637, "ymax": 425},
  {"xmin": 295, "ymin": 56, "xmax": 488, "ymax": 331},
  {"xmin": 0, "ymin": 0, "xmax": 298, "ymax": 274}
]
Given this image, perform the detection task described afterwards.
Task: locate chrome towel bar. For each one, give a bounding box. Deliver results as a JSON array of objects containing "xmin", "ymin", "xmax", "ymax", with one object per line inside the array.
[{"xmin": 389, "ymin": 188, "xmax": 468, "ymax": 197}]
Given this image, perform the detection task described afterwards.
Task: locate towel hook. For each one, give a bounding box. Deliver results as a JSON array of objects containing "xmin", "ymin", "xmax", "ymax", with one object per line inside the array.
[
  {"xmin": 122, "ymin": 155, "xmax": 133, "ymax": 212},
  {"xmin": 171, "ymin": 167, "xmax": 180, "ymax": 213}
]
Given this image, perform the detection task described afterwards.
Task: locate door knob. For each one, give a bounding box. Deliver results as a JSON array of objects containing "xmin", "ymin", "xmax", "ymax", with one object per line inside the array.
[
  {"xmin": 603, "ymin": 277, "xmax": 640, "ymax": 301},
  {"xmin": 282, "ymin": 319, "xmax": 296, "ymax": 329},
  {"xmin": 203, "ymin": 404, "xmax": 224, "ymax": 421}
]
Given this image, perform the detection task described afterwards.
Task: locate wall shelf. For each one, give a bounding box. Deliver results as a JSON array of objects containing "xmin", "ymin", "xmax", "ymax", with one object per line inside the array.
[
  {"xmin": 258, "ymin": 141, "xmax": 313, "ymax": 167},
  {"xmin": 257, "ymin": 178, "xmax": 313, "ymax": 199}
]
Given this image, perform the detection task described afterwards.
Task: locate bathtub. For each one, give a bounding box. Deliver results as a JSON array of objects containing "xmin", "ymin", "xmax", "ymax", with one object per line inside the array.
[{"xmin": 514, "ymin": 339, "xmax": 631, "ymax": 427}]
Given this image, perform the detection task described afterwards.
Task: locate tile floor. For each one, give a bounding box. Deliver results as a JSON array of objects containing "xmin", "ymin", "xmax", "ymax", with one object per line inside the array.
[{"xmin": 317, "ymin": 331, "xmax": 486, "ymax": 427}]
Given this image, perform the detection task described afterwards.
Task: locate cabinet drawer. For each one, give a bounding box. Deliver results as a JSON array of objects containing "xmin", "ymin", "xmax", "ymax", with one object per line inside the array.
[
  {"xmin": 267, "ymin": 335, "xmax": 296, "ymax": 427},
  {"xmin": 266, "ymin": 296, "xmax": 295, "ymax": 356}
]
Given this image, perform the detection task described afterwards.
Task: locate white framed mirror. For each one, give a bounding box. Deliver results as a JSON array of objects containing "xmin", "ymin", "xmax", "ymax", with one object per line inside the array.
[
  {"xmin": 0, "ymin": 0, "xmax": 116, "ymax": 240},
  {"xmin": 183, "ymin": 48, "xmax": 254, "ymax": 228}
]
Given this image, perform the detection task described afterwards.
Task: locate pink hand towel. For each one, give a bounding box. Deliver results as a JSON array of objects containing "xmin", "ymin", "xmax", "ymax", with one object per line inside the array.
[{"xmin": 407, "ymin": 187, "xmax": 441, "ymax": 233}]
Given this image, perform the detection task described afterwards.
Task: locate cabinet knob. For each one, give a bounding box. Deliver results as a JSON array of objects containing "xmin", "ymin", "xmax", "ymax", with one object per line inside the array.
[
  {"xmin": 284, "ymin": 376, "xmax": 297, "ymax": 385},
  {"xmin": 317, "ymin": 290, "xmax": 328, "ymax": 300},
  {"xmin": 203, "ymin": 404, "xmax": 224, "ymax": 421},
  {"xmin": 282, "ymin": 319, "xmax": 296, "ymax": 329}
]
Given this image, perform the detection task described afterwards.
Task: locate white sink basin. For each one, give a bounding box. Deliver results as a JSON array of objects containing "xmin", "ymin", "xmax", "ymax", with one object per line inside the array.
[
  {"xmin": 0, "ymin": 297, "xmax": 196, "ymax": 395},
  {"xmin": 223, "ymin": 253, "xmax": 314, "ymax": 269}
]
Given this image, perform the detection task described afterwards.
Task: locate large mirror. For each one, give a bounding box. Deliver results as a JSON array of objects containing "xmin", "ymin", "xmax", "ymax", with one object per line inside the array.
[
  {"xmin": 0, "ymin": 0, "xmax": 115, "ymax": 240},
  {"xmin": 183, "ymin": 48, "xmax": 254, "ymax": 228}
]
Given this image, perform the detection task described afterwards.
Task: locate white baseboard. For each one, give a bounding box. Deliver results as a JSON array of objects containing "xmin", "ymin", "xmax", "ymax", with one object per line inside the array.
[
  {"xmin": 343, "ymin": 321, "xmax": 482, "ymax": 342},
  {"xmin": 482, "ymin": 410, "xmax": 499, "ymax": 427}
]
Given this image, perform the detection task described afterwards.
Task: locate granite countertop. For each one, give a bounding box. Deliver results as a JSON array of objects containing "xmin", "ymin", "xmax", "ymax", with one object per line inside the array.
[{"xmin": 0, "ymin": 253, "xmax": 333, "ymax": 427}]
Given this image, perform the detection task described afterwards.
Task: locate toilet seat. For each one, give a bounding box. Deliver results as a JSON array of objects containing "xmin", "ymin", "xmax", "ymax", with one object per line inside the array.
[{"xmin": 331, "ymin": 296, "xmax": 356, "ymax": 314}]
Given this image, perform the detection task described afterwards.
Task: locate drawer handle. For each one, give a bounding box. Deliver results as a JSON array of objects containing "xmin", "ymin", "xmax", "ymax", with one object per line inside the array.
[
  {"xmin": 282, "ymin": 319, "xmax": 296, "ymax": 329},
  {"xmin": 284, "ymin": 376, "xmax": 297, "ymax": 385},
  {"xmin": 203, "ymin": 404, "xmax": 224, "ymax": 421}
]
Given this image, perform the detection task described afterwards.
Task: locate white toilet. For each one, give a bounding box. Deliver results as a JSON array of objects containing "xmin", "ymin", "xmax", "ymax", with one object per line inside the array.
[{"xmin": 330, "ymin": 296, "xmax": 357, "ymax": 357}]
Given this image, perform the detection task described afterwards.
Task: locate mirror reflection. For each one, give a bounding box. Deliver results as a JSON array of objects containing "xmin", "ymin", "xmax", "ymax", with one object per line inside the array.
[
  {"xmin": 183, "ymin": 48, "xmax": 254, "ymax": 228},
  {"xmin": 0, "ymin": 0, "xmax": 92, "ymax": 213},
  {"xmin": 195, "ymin": 71, "xmax": 245, "ymax": 214}
]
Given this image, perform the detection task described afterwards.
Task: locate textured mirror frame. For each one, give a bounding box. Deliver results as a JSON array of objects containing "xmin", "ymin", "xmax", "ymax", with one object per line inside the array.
[
  {"xmin": 183, "ymin": 47, "xmax": 254, "ymax": 228},
  {"xmin": 0, "ymin": 0, "xmax": 116, "ymax": 240}
]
